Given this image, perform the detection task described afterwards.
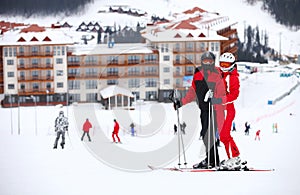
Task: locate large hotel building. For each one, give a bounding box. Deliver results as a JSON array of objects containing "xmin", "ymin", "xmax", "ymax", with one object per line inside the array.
[{"xmin": 0, "ymin": 7, "xmax": 238, "ymax": 108}]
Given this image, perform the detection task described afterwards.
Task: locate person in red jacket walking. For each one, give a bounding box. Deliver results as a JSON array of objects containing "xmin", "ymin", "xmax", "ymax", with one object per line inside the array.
[
  {"xmin": 81, "ymin": 118, "xmax": 92, "ymax": 141},
  {"xmin": 112, "ymin": 119, "xmax": 121, "ymax": 143}
]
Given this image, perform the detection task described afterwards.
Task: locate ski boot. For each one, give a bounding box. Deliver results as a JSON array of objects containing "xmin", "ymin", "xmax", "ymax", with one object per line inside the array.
[
  {"xmin": 220, "ymin": 156, "xmax": 241, "ymax": 170},
  {"xmin": 193, "ymin": 159, "xmax": 213, "ymax": 169}
]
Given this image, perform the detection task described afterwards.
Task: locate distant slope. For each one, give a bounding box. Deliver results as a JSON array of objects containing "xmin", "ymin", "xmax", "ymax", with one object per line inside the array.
[{"xmin": 1, "ymin": 0, "xmax": 299, "ymax": 55}]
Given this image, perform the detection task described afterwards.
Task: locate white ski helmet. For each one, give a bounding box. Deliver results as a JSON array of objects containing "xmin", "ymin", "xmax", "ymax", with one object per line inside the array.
[{"xmin": 219, "ymin": 52, "xmax": 236, "ymax": 72}]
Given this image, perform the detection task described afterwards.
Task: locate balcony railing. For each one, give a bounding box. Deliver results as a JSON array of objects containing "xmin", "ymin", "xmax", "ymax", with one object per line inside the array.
[
  {"xmin": 17, "ymin": 51, "xmax": 54, "ymax": 57},
  {"xmin": 18, "ymin": 64, "xmax": 54, "ymax": 69}
]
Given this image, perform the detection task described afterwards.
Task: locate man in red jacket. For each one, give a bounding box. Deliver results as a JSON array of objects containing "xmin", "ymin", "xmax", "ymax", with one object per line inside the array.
[
  {"xmin": 112, "ymin": 119, "xmax": 121, "ymax": 143},
  {"xmin": 81, "ymin": 118, "xmax": 92, "ymax": 141},
  {"xmin": 174, "ymin": 51, "xmax": 226, "ymax": 169}
]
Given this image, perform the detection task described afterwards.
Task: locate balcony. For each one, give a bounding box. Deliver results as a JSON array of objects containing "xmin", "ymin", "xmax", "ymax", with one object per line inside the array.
[
  {"xmin": 17, "ymin": 51, "xmax": 54, "ymax": 57},
  {"xmin": 18, "ymin": 76, "xmax": 54, "ymax": 81},
  {"xmin": 17, "ymin": 64, "xmax": 54, "ymax": 70},
  {"xmin": 18, "ymin": 88, "xmax": 54, "ymax": 95}
]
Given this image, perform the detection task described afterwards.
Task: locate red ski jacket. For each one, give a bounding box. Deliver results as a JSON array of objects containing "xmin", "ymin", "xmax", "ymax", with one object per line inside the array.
[
  {"xmin": 219, "ymin": 67, "xmax": 240, "ymax": 105},
  {"xmin": 113, "ymin": 121, "xmax": 120, "ymax": 133},
  {"xmin": 83, "ymin": 120, "xmax": 92, "ymax": 132}
]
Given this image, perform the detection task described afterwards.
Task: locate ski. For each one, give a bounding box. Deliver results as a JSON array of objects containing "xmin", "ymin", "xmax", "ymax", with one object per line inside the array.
[{"xmin": 148, "ymin": 165, "xmax": 274, "ymax": 172}]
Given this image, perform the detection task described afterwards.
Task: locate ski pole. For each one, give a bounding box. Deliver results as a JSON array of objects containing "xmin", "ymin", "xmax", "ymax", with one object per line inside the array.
[
  {"xmin": 207, "ymin": 101, "xmax": 211, "ymax": 169},
  {"xmin": 211, "ymin": 103, "xmax": 217, "ymax": 168}
]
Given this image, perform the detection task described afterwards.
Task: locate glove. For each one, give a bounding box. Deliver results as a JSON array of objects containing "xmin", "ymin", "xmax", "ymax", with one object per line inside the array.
[
  {"xmin": 211, "ymin": 98, "xmax": 222, "ymax": 105},
  {"xmin": 204, "ymin": 89, "xmax": 213, "ymax": 102},
  {"xmin": 173, "ymin": 99, "xmax": 182, "ymax": 110}
]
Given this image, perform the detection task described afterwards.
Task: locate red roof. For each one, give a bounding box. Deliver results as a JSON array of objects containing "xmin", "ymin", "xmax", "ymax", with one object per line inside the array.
[
  {"xmin": 21, "ymin": 24, "xmax": 45, "ymax": 33},
  {"xmin": 174, "ymin": 21, "xmax": 197, "ymax": 30},
  {"xmin": 183, "ymin": 7, "xmax": 207, "ymax": 14}
]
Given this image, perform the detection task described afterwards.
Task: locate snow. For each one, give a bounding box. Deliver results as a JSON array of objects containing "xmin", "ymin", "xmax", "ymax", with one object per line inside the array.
[
  {"xmin": 1, "ymin": 63, "xmax": 300, "ymax": 195},
  {"xmin": 2, "ymin": 0, "xmax": 299, "ymax": 56}
]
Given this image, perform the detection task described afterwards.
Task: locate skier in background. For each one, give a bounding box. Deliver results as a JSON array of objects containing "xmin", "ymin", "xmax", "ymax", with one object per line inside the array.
[
  {"xmin": 53, "ymin": 111, "xmax": 69, "ymax": 149},
  {"xmin": 173, "ymin": 124, "xmax": 178, "ymax": 135},
  {"xmin": 130, "ymin": 122, "xmax": 135, "ymax": 136},
  {"xmin": 81, "ymin": 118, "xmax": 92, "ymax": 142},
  {"xmin": 245, "ymin": 122, "xmax": 250, "ymax": 135},
  {"xmin": 255, "ymin": 130, "xmax": 261, "ymax": 141},
  {"xmin": 112, "ymin": 119, "xmax": 121, "ymax": 143},
  {"xmin": 232, "ymin": 121, "xmax": 236, "ymax": 131},
  {"xmin": 173, "ymin": 51, "xmax": 225, "ymax": 169},
  {"xmin": 180, "ymin": 122, "xmax": 187, "ymax": 135}
]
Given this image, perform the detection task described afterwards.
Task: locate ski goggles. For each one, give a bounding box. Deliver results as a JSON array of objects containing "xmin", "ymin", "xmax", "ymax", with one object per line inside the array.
[
  {"xmin": 202, "ymin": 59, "xmax": 214, "ymax": 65},
  {"xmin": 219, "ymin": 61, "xmax": 233, "ymax": 68}
]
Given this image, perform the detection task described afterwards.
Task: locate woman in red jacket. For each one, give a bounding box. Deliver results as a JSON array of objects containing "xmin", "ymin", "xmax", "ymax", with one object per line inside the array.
[
  {"xmin": 81, "ymin": 118, "xmax": 92, "ymax": 141},
  {"xmin": 217, "ymin": 52, "xmax": 241, "ymax": 169},
  {"xmin": 112, "ymin": 119, "xmax": 121, "ymax": 143}
]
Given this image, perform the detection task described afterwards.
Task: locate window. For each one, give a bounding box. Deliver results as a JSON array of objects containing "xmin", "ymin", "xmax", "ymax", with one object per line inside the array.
[
  {"xmin": 4, "ymin": 48, "xmax": 8, "ymax": 57},
  {"xmin": 8, "ymin": 84, "xmax": 15, "ymax": 89},
  {"xmin": 20, "ymin": 71, "xmax": 25, "ymax": 80},
  {"xmin": 86, "ymin": 93, "xmax": 97, "ymax": 102},
  {"xmin": 32, "ymin": 70, "xmax": 39, "ymax": 79},
  {"xmin": 68, "ymin": 56, "xmax": 80, "ymax": 63},
  {"xmin": 19, "ymin": 47, "xmax": 24, "ymax": 54},
  {"xmin": 186, "ymin": 54, "xmax": 194, "ymax": 64},
  {"xmin": 200, "ymin": 42, "xmax": 206, "ymax": 52},
  {"xmin": 85, "ymin": 80, "xmax": 97, "ymax": 89},
  {"xmin": 56, "ymin": 70, "xmax": 63, "ymax": 76},
  {"xmin": 32, "ymin": 59, "xmax": 39, "ymax": 67},
  {"xmin": 9, "ymin": 48, "xmax": 13, "ymax": 56},
  {"xmin": 145, "ymin": 78, "xmax": 157, "ymax": 87},
  {"xmin": 175, "ymin": 55, "xmax": 180, "ymax": 64},
  {"xmin": 45, "ymin": 46, "xmax": 51, "ymax": 53},
  {"xmin": 128, "ymin": 67, "xmax": 140, "ymax": 76},
  {"xmin": 215, "ymin": 42, "xmax": 220, "ymax": 52},
  {"xmin": 146, "ymin": 91, "xmax": 157, "ymax": 100},
  {"xmin": 107, "ymin": 79, "xmax": 118, "ymax": 85},
  {"xmin": 13, "ymin": 48, "xmax": 17, "ymax": 56},
  {"xmin": 32, "ymin": 46, "xmax": 38, "ymax": 54},
  {"xmin": 85, "ymin": 56, "xmax": 98, "ymax": 64},
  {"xmin": 32, "ymin": 83, "xmax": 39, "ymax": 90},
  {"xmin": 107, "ymin": 56, "xmax": 118, "ymax": 64},
  {"xmin": 7, "ymin": 59, "xmax": 14, "ymax": 65},
  {"xmin": 164, "ymin": 79, "xmax": 170, "ymax": 85},
  {"xmin": 72, "ymin": 94, "xmax": 81, "ymax": 102},
  {"xmin": 61, "ymin": 46, "xmax": 65, "ymax": 55},
  {"xmin": 7, "ymin": 72, "xmax": 14, "ymax": 77},
  {"xmin": 46, "ymin": 58, "xmax": 51, "ymax": 66},
  {"xmin": 128, "ymin": 55, "xmax": 140, "ymax": 64},
  {"xmin": 85, "ymin": 68, "xmax": 98, "ymax": 77},
  {"xmin": 46, "ymin": 83, "xmax": 51, "ymax": 89},
  {"xmin": 163, "ymin": 55, "xmax": 170, "ymax": 61},
  {"xmin": 163, "ymin": 67, "xmax": 170, "ymax": 72},
  {"xmin": 68, "ymin": 68, "xmax": 80, "ymax": 77},
  {"xmin": 57, "ymin": 82, "xmax": 64, "ymax": 88},
  {"xmin": 128, "ymin": 79, "xmax": 140, "ymax": 88},
  {"xmin": 186, "ymin": 42, "xmax": 194, "ymax": 51},
  {"xmin": 68, "ymin": 80, "xmax": 80, "ymax": 90},
  {"xmin": 175, "ymin": 43, "xmax": 180, "ymax": 52},
  {"xmin": 56, "ymin": 58, "xmax": 63, "ymax": 64},
  {"xmin": 145, "ymin": 66, "xmax": 157, "ymax": 75},
  {"xmin": 210, "ymin": 42, "xmax": 215, "ymax": 51},
  {"xmin": 186, "ymin": 66, "xmax": 194, "ymax": 75},
  {"xmin": 107, "ymin": 68, "xmax": 118, "ymax": 76},
  {"xmin": 145, "ymin": 54, "xmax": 157, "ymax": 63}
]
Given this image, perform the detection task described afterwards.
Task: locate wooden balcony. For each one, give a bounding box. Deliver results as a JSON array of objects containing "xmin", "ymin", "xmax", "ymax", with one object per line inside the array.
[{"xmin": 18, "ymin": 88, "xmax": 54, "ymax": 95}]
